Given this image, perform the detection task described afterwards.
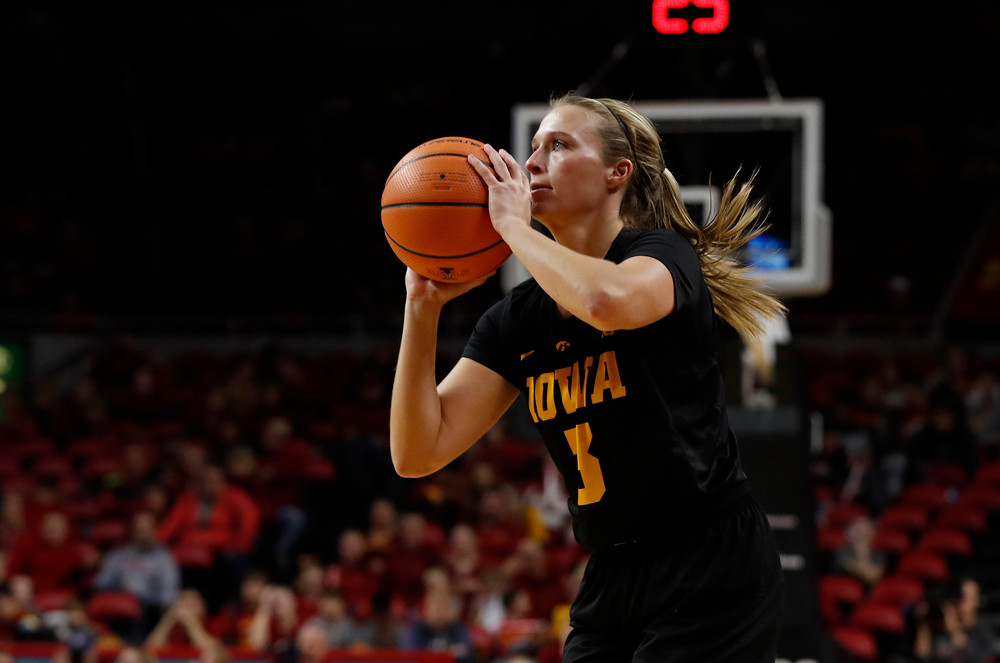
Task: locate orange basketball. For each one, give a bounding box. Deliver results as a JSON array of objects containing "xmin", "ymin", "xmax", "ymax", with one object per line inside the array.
[{"xmin": 381, "ymin": 136, "xmax": 511, "ymax": 283}]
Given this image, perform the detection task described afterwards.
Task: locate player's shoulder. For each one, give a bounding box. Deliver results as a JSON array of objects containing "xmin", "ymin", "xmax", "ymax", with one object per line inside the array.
[{"xmin": 611, "ymin": 227, "xmax": 697, "ymax": 264}]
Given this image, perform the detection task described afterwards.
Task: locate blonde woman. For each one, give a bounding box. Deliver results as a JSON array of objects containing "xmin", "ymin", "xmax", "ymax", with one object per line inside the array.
[{"xmin": 390, "ymin": 94, "xmax": 785, "ymax": 662}]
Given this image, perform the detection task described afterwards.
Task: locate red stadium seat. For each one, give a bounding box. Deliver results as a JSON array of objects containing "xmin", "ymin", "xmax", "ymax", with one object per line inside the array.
[
  {"xmin": 819, "ymin": 575, "xmax": 865, "ymax": 626},
  {"xmin": 831, "ymin": 625, "xmax": 878, "ymax": 661},
  {"xmin": 870, "ymin": 575, "xmax": 925, "ymax": 607},
  {"xmin": 820, "ymin": 574, "xmax": 865, "ymax": 604},
  {"xmin": 81, "ymin": 456, "xmax": 125, "ymax": 480},
  {"xmin": 871, "ymin": 526, "xmax": 911, "ymax": 555},
  {"xmin": 850, "ymin": 601, "xmax": 906, "ymax": 634},
  {"xmin": 1, "ymin": 475, "xmax": 35, "ymax": 494},
  {"xmin": 879, "ymin": 503, "xmax": 929, "ymax": 532},
  {"xmin": 11, "ymin": 437, "xmax": 56, "ymax": 462},
  {"xmin": 897, "ymin": 550, "xmax": 949, "ymax": 583},
  {"xmin": 0, "ymin": 457, "xmax": 21, "ymax": 477},
  {"xmin": 89, "ymin": 519, "xmax": 130, "ymax": 548},
  {"xmin": 958, "ymin": 484, "xmax": 1000, "ymax": 511},
  {"xmin": 927, "ymin": 462, "xmax": 968, "ymax": 487},
  {"xmin": 918, "ymin": 527, "xmax": 973, "ymax": 557},
  {"xmin": 935, "ymin": 504, "xmax": 987, "ymax": 533},
  {"xmin": 824, "ymin": 503, "xmax": 870, "ymax": 528},
  {"xmin": 87, "ymin": 591, "xmax": 141, "ymax": 621},
  {"xmin": 172, "ymin": 544, "xmax": 215, "ymax": 568},
  {"xmin": 34, "ymin": 588, "xmax": 76, "ymax": 612},
  {"xmin": 974, "ymin": 460, "xmax": 1000, "ymax": 487},
  {"xmin": 33, "ymin": 455, "xmax": 74, "ymax": 479},
  {"xmin": 66, "ymin": 437, "xmax": 111, "ymax": 462},
  {"xmin": 817, "ymin": 524, "xmax": 847, "ymax": 552},
  {"xmin": 299, "ymin": 457, "xmax": 337, "ymax": 481},
  {"xmin": 901, "ymin": 482, "xmax": 949, "ymax": 510}
]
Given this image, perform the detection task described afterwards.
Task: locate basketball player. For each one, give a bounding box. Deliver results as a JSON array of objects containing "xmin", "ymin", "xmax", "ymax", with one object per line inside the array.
[{"xmin": 389, "ymin": 94, "xmax": 785, "ymax": 662}]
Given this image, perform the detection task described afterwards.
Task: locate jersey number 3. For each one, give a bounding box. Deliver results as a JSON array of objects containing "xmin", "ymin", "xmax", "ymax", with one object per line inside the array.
[{"xmin": 564, "ymin": 422, "xmax": 606, "ymax": 505}]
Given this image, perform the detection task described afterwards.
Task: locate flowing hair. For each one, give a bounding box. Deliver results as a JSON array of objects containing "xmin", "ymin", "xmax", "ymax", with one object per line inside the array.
[{"xmin": 551, "ymin": 93, "xmax": 787, "ymax": 344}]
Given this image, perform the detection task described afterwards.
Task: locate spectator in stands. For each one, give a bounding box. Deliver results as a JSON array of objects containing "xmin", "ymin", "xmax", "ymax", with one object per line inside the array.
[
  {"xmin": 955, "ymin": 577, "xmax": 995, "ymax": 663},
  {"xmin": 534, "ymin": 605, "xmax": 572, "ymax": 663},
  {"xmin": 225, "ymin": 444, "xmax": 306, "ymax": 578},
  {"xmin": 0, "ymin": 582, "xmax": 24, "ymax": 641},
  {"xmin": 906, "ymin": 381, "xmax": 980, "ymax": 485},
  {"xmin": 365, "ymin": 498, "xmax": 398, "ymax": 556},
  {"xmin": 382, "ymin": 512, "xmax": 442, "ymax": 615},
  {"xmin": 299, "ymin": 587, "xmax": 359, "ymax": 649},
  {"xmin": 48, "ymin": 598, "xmax": 97, "ymax": 663},
  {"xmin": 156, "ymin": 464, "xmax": 260, "ymax": 601},
  {"xmin": 146, "ymin": 589, "xmax": 230, "ymax": 663},
  {"xmin": 4, "ymin": 511, "xmax": 95, "ymax": 592},
  {"xmin": 501, "ymin": 538, "xmax": 566, "ymax": 622},
  {"xmin": 292, "ymin": 621, "xmax": 329, "ymax": 663},
  {"xmin": 443, "ymin": 523, "xmax": 483, "ymax": 619},
  {"xmin": 246, "ymin": 584, "xmax": 301, "ymax": 659},
  {"xmin": 353, "ymin": 590, "xmax": 408, "ymax": 651},
  {"xmin": 0, "ymin": 491, "xmax": 27, "ymax": 553},
  {"xmin": 965, "ymin": 363, "xmax": 1000, "ymax": 453},
  {"xmin": 291, "ymin": 561, "xmax": 323, "ymax": 622},
  {"xmin": 93, "ymin": 511, "xmax": 180, "ymax": 640},
  {"xmin": 112, "ymin": 646, "xmax": 156, "ymax": 663},
  {"xmin": 468, "ymin": 567, "xmax": 510, "ymax": 637},
  {"xmin": 210, "ymin": 569, "xmax": 268, "ymax": 648},
  {"xmin": 140, "ymin": 484, "xmax": 171, "ymax": 524},
  {"xmin": 112, "ymin": 442, "xmax": 161, "ymax": 513},
  {"xmin": 403, "ymin": 589, "xmax": 475, "ymax": 663},
  {"xmin": 912, "ymin": 580, "xmax": 994, "ymax": 663},
  {"xmin": 323, "ymin": 529, "xmax": 379, "ymax": 619},
  {"xmin": 838, "ymin": 438, "xmax": 888, "ymax": 515},
  {"xmin": 474, "ymin": 485, "xmax": 527, "ymax": 568},
  {"xmin": 832, "ymin": 515, "xmax": 885, "ymax": 588}
]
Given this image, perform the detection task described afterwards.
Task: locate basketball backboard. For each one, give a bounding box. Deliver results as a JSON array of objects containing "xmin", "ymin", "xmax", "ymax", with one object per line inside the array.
[{"xmin": 505, "ymin": 98, "xmax": 831, "ymax": 299}]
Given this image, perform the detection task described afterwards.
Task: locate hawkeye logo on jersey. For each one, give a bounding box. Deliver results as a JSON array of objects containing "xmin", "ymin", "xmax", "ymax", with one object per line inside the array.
[
  {"xmin": 525, "ymin": 350, "xmax": 626, "ymax": 423},
  {"xmin": 555, "ymin": 341, "xmax": 571, "ymax": 351}
]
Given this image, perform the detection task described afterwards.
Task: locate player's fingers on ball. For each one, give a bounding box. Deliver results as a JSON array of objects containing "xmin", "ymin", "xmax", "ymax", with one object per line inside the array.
[
  {"xmin": 499, "ymin": 149, "xmax": 527, "ymax": 184},
  {"xmin": 483, "ymin": 144, "xmax": 510, "ymax": 180},
  {"xmin": 467, "ymin": 154, "xmax": 497, "ymax": 184}
]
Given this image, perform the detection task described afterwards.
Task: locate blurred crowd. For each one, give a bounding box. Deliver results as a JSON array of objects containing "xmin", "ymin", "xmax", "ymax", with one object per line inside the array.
[
  {"xmin": 808, "ymin": 343, "xmax": 1000, "ymax": 662},
  {"xmin": 1, "ymin": 335, "xmax": 999, "ymax": 662},
  {"xmin": 0, "ymin": 339, "xmax": 578, "ymax": 663}
]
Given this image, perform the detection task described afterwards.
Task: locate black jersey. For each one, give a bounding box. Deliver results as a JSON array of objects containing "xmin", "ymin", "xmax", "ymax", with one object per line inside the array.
[{"xmin": 462, "ymin": 227, "xmax": 748, "ymax": 551}]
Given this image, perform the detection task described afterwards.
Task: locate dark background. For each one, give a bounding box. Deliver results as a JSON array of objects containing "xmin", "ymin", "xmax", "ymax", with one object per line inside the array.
[{"xmin": 2, "ymin": 1, "xmax": 999, "ymax": 338}]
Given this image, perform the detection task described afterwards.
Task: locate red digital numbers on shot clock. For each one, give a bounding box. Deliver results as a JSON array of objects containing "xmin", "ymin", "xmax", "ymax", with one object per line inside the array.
[{"xmin": 651, "ymin": 0, "xmax": 730, "ymax": 34}]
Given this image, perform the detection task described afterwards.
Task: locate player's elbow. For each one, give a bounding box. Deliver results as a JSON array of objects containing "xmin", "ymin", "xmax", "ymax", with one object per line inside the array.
[
  {"xmin": 390, "ymin": 445, "xmax": 434, "ymax": 479},
  {"xmin": 582, "ymin": 289, "xmax": 626, "ymax": 332}
]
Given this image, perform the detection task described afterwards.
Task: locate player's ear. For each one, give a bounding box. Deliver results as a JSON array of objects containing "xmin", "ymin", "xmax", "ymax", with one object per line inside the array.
[{"xmin": 607, "ymin": 159, "xmax": 633, "ymax": 189}]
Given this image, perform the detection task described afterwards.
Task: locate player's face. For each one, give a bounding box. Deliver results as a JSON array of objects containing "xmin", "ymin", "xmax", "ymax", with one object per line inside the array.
[{"xmin": 526, "ymin": 105, "xmax": 615, "ymax": 226}]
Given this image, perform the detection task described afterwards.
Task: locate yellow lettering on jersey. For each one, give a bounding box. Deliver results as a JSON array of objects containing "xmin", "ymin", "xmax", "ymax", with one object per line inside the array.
[
  {"xmin": 564, "ymin": 422, "xmax": 605, "ymax": 505},
  {"xmin": 526, "ymin": 376, "xmax": 538, "ymax": 423},
  {"xmin": 590, "ymin": 351, "xmax": 627, "ymax": 404},
  {"xmin": 554, "ymin": 356, "xmax": 592, "ymax": 415},
  {"xmin": 534, "ymin": 372, "xmax": 558, "ymax": 421}
]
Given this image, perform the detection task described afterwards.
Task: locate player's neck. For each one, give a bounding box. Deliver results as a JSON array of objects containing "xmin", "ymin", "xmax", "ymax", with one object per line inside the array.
[{"xmin": 548, "ymin": 215, "xmax": 624, "ymax": 259}]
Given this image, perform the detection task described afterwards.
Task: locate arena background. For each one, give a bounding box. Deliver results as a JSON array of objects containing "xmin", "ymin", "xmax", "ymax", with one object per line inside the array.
[{"xmin": 1, "ymin": 2, "xmax": 1000, "ymax": 663}]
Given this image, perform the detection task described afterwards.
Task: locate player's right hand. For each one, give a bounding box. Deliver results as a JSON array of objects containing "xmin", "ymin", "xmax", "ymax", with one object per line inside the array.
[{"xmin": 404, "ymin": 267, "xmax": 494, "ymax": 308}]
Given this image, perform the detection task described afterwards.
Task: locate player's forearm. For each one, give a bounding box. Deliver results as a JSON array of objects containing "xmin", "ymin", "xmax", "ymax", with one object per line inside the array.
[
  {"xmin": 501, "ymin": 221, "xmax": 623, "ymax": 329},
  {"xmin": 390, "ymin": 298, "xmax": 447, "ymax": 477}
]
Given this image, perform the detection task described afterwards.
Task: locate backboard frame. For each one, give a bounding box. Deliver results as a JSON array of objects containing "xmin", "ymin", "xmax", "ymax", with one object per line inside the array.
[{"xmin": 505, "ymin": 98, "xmax": 831, "ymax": 298}]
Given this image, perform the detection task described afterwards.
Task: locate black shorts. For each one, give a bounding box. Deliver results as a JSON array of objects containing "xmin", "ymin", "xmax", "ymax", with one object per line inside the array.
[{"xmin": 563, "ymin": 491, "xmax": 785, "ymax": 663}]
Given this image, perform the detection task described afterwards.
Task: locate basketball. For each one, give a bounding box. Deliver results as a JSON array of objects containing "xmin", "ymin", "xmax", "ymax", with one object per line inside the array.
[{"xmin": 381, "ymin": 136, "xmax": 511, "ymax": 283}]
